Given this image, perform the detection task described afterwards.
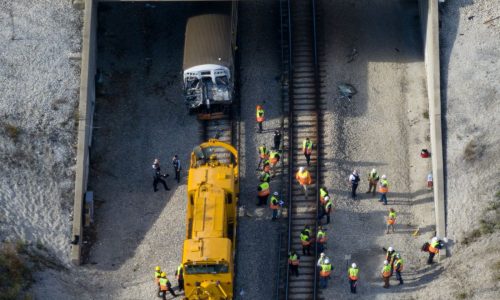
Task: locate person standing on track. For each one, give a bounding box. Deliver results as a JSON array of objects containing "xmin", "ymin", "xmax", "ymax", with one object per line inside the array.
[
  {"xmin": 349, "ymin": 169, "xmax": 361, "ymax": 199},
  {"xmin": 273, "ymin": 130, "xmax": 282, "ymax": 150},
  {"xmin": 295, "ymin": 167, "xmax": 312, "ymax": 198},
  {"xmin": 319, "ymin": 186, "xmax": 329, "ymax": 205},
  {"xmin": 257, "ymin": 144, "xmax": 270, "ymax": 170},
  {"xmin": 269, "ymin": 149, "xmax": 280, "ymax": 173},
  {"xmin": 270, "ymin": 191, "xmax": 280, "ymax": 220},
  {"xmin": 318, "ymin": 195, "xmax": 333, "ymax": 225},
  {"xmin": 378, "ymin": 174, "xmax": 389, "ymax": 205},
  {"xmin": 300, "ymin": 225, "xmax": 312, "ymax": 256},
  {"xmin": 257, "ymin": 181, "xmax": 270, "ymax": 206},
  {"xmin": 259, "ymin": 170, "xmax": 271, "ymax": 183},
  {"xmin": 288, "ymin": 251, "xmax": 300, "ymax": 277},
  {"xmin": 152, "ymin": 159, "xmax": 170, "ymax": 192},
  {"xmin": 302, "ymin": 137, "xmax": 313, "ymax": 166},
  {"xmin": 316, "ymin": 225, "xmax": 327, "ymax": 253},
  {"xmin": 256, "ymin": 104, "xmax": 265, "ymax": 133},
  {"xmin": 172, "ymin": 154, "xmax": 181, "ymax": 183},
  {"xmin": 319, "ymin": 258, "xmax": 332, "ymax": 289},
  {"xmin": 348, "ymin": 263, "xmax": 359, "ymax": 294}
]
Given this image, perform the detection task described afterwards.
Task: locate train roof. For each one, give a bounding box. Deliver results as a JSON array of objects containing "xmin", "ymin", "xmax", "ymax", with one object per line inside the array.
[{"xmin": 183, "ymin": 14, "xmax": 233, "ymax": 70}]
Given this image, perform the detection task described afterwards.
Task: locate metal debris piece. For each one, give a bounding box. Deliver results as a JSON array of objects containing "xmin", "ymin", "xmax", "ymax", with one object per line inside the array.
[
  {"xmin": 337, "ymin": 83, "xmax": 357, "ymax": 100},
  {"xmin": 346, "ymin": 48, "xmax": 358, "ymax": 63}
]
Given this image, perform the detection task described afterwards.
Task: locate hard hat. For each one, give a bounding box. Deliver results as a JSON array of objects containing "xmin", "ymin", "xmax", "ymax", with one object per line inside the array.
[
  {"xmin": 396, "ymin": 254, "xmax": 401, "ymax": 259},
  {"xmin": 432, "ymin": 237, "xmax": 438, "ymax": 243},
  {"xmin": 273, "ymin": 191, "xmax": 279, "ymax": 196},
  {"xmin": 382, "ymin": 174, "xmax": 387, "ymax": 179},
  {"xmin": 384, "ymin": 260, "xmax": 389, "ymax": 265},
  {"xmin": 372, "ymin": 168, "xmax": 376, "ymax": 173},
  {"xmin": 352, "ymin": 263, "xmax": 357, "ymax": 268},
  {"xmin": 155, "ymin": 266, "xmax": 161, "ymax": 271},
  {"xmin": 160, "ymin": 272, "xmax": 166, "ymax": 277},
  {"xmin": 320, "ymin": 252, "xmax": 325, "ymax": 257},
  {"xmin": 299, "ymin": 167, "xmax": 304, "ymax": 172},
  {"xmin": 388, "ymin": 246, "xmax": 394, "ymax": 252},
  {"xmin": 324, "ymin": 258, "xmax": 330, "ymax": 264},
  {"xmin": 324, "ymin": 196, "xmax": 330, "ymax": 201}
]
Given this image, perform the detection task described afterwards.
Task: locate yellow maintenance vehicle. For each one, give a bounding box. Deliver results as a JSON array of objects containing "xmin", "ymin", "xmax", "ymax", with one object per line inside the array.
[{"xmin": 182, "ymin": 139, "xmax": 239, "ymax": 299}]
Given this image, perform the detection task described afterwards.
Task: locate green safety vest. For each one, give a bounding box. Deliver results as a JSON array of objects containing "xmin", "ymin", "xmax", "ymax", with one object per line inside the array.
[
  {"xmin": 325, "ymin": 199, "xmax": 333, "ymax": 210},
  {"xmin": 289, "ymin": 254, "xmax": 298, "ymax": 261},
  {"xmin": 381, "ymin": 179, "xmax": 389, "ymax": 187},
  {"xmin": 257, "ymin": 109, "xmax": 264, "ymax": 118},
  {"xmin": 300, "ymin": 230, "xmax": 310, "ymax": 242},
  {"xmin": 382, "ymin": 265, "xmax": 392, "ymax": 276},
  {"xmin": 321, "ymin": 264, "xmax": 332, "ymax": 272},
  {"xmin": 348, "ymin": 267, "xmax": 359, "ymax": 278},
  {"xmin": 155, "ymin": 271, "xmax": 161, "ymax": 278},
  {"xmin": 270, "ymin": 196, "xmax": 279, "ymax": 205},
  {"xmin": 270, "ymin": 151, "xmax": 278, "ymax": 158},
  {"xmin": 159, "ymin": 277, "xmax": 169, "ymax": 287},
  {"xmin": 320, "ymin": 188, "xmax": 328, "ymax": 198},
  {"xmin": 303, "ymin": 140, "xmax": 312, "ymax": 150},
  {"xmin": 259, "ymin": 146, "xmax": 268, "ymax": 155},
  {"xmin": 394, "ymin": 258, "xmax": 403, "ymax": 271},
  {"xmin": 260, "ymin": 172, "xmax": 270, "ymax": 182},
  {"xmin": 389, "ymin": 211, "xmax": 396, "ymax": 218},
  {"xmin": 369, "ymin": 171, "xmax": 379, "ymax": 180},
  {"xmin": 317, "ymin": 230, "xmax": 326, "ymax": 239},
  {"xmin": 259, "ymin": 182, "xmax": 269, "ymax": 190}
]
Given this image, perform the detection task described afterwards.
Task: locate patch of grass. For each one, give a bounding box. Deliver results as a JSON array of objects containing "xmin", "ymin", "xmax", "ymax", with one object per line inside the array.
[
  {"xmin": 4, "ymin": 123, "xmax": 20, "ymax": 140},
  {"xmin": 455, "ymin": 291, "xmax": 469, "ymax": 299},
  {"xmin": 462, "ymin": 191, "xmax": 500, "ymax": 245},
  {"xmin": 0, "ymin": 243, "xmax": 33, "ymax": 300},
  {"xmin": 423, "ymin": 110, "xmax": 429, "ymax": 119}
]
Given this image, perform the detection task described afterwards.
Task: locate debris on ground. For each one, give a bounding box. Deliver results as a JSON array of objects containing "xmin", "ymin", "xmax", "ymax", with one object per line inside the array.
[
  {"xmin": 337, "ymin": 83, "xmax": 357, "ymax": 101},
  {"xmin": 346, "ymin": 48, "xmax": 358, "ymax": 63}
]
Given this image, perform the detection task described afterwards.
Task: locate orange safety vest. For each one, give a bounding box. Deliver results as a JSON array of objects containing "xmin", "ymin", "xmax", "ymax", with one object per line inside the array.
[
  {"xmin": 296, "ymin": 171, "xmax": 312, "ymax": 185},
  {"xmin": 259, "ymin": 147, "xmax": 269, "ymax": 159},
  {"xmin": 348, "ymin": 268, "xmax": 359, "ymax": 281},
  {"xmin": 387, "ymin": 212, "xmax": 396, "ymax": 225},
  {"xmin": 258, "ymin": 182, "xmax": 270, "ymax": 197},
  {"xmin": 429, "ymin": 242, "xmax": 440, "ymax": 254},
  {"xmin": 319, "ymin": 264, "xmax": 332, "ymax": 277},
  {"xmin": 379, "ymin": 179, "xmax": 389, "ymax": 193},
  {"xmin": 270, "ymin": 196, "xmax": 279, "ymax": 210},
  {"xmin": 270, "ymin": 152, "xmax": 279, "ymax": 165},
  {"xmin": 256, "ymin": 108, "xmax": 265, "ymax": 122},
  {"xmin": 159, "ymin": 278, "xmax": 169, "ymax": 291},
  {"xmin": 382, "ymin": 265, "xmax": 392, "ymax": 278}
]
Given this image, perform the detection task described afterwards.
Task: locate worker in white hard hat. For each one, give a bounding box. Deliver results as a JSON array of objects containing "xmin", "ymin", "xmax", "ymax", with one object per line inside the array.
[
  {"xmin": 269, "ymin": 191, "xmax": 280, "ymax": 220},
  {"xmin": 295, "ymin": 166, "xmax": 312, "ymax": 198},
  {"xmin": 381, "ymin": 260, "xmax": 392, "ymax": 288},
  {"xmin": 427, "ymin": 237, "xmax": 442, "ymax": 264},
  {"xmin": 319, "ymin": 257, "xmax": 332, "ymax": 288},
  {"xmin": 348, "ymin": 262, "xmax": 359, "ymax": 293},
  {"xmin": 318, "ymin": 195, "xmax": 334, "ymax": 225},
  {"xmin": 349, "ymin": 169, "xmax": 361, "ymax": 199},
  {"xmin": 366, "ymin": 168, "xmax": 380, "ymax": 195},
  {"xmin": 378, "ymin": 174, "xmax": 389, "ymax": 205},
  {"xmin": 316, "ymin": 252, "xmax": 329, "ymax": 266},
  {"xmin": 384, "ymin": 246, "xmax": 397, "ymax": 271}
]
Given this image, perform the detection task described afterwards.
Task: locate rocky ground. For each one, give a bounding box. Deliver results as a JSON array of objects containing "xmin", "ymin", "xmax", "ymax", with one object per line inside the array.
[{"xmin": 0, "ymin": 0, "xmax": 498, "ymax": 299}]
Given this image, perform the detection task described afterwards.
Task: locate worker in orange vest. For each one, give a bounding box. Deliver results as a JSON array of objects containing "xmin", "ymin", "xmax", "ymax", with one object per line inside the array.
[
  {"xmin": 175, "ymin": 263, "xmax": 184, "ymax": 291},
  {"xmin": 316, "ymin": 226, "xmax": 327, "ymax": 253},
  {"xmin": 256, "ymin": 104, "xmax": 265, "ymax": 133},
  {"xmin": 257, "ymin": 144, "xmax": 270, "ymax": 170},
  {"xmin": 427, "ymin": 237, "xmax": 442, "ymax": 264},
  {"xmin": 381, "ymin": 260, "xmax": 392, "ymax": 288},
  {"xmin": 270, "ymin": 191, "xmax": 280, "ymax": 220},
  {"xmin": 319, "ymin": 258, "xmax": 332, "ymax": 288},
  {"xmin": 257, "ymin": 181, "xmax": 270, "ymax": 206},
  {"xmin": 348, "ymin": 263, "xmax": 359, "ymax": 293},
  {"xmin": 159, "ymin": 272, "xmax": 177, "ymax": 299},
  {"xmin": 386, "ymin": 208, "xmax": 396, "ymax": 234},
  {"xmin": 378, "ymin": 174, "xmax": 389, "ymax": 205},
  {"xmin": 295, "ymin": 167, "xmax": 312, "ymax": 197},
  {"xmin": 269, "ymin": 150, "xmax": 280, "ymax": 173},
  {"xmin": 300, "ymin": 225, "xmax": 312, "ymax": 256}
]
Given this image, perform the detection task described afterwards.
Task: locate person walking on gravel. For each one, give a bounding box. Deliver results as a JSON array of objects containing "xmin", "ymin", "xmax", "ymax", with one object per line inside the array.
[
  {"xmin": 296, "ymin": 167, "xmax": 312, "ymax": 198},
  {"xmin": 270, "ymin": 191, "xmax": 280, "ymax": 220},
  {"xmin": 381, "ymin": 260, "xmax": 392, "ymax": 288},
  {"xmin": 394, "ymin": 254, "xmax": 404, "ymax": 285},
  {"xmin": 349, "ymin": 169, "xmax": 361, "ymax": 199},
  {"xmin": 366, "ymin": 168, "xmax": 380, "ymax": 195},
  {"xmin": 256, "ymin": 104, "xmax": 265, "ymax": 133},
  {"xmin": 273, "ymin": 130, "xmax": 282, "ymax": 150},
  {"xmin": 386, "ymin": 208, "xmax": 397, "ymax": 234},
  {"xmin": 175, "ymin": 263, "xmax": 184, "ymax": 292},
  {"xmin": 427, "ymin": 237, "xmax": 442, "ymax": 264},
  {"xmin": 378, "ymin": 174, "xmax": 389, "ymax": 205},
  {"xmin": 153, "ymin": 159, "xmax": 170, "ymax": 192},
  {"xmin": 348, "ymin": 263, "xmax": 359, "ymax": 294},
  {"xmin": 257, "ymin": 181, "xmax": 270, "ymax": 206},
  {"xmin": 302, "ymin": 137, "xmax": 313, "ymax": 166},
  {"xmin": 159, "ymin": 272, "xmax": 177, "ymax": 299},
  {"xmin": 269, "ymin": 149, "xmax": 280, "ymax": 173},
  {"xmin": 172, "ymin": 154, "xmax": 181, "ymax": 183},
  {"xmin": 319, "ymin": 258, "xmax": 332, "ymax": 288},
  {"xmin": 288, "ymin": 251, "xmax": 300, "ymax": 277}
]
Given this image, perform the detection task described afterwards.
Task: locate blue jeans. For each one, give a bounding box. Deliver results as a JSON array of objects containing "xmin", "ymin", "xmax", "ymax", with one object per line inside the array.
[
  {"xmin": 380, "ymin": 193, "xmax": 387, "ymax": 205},
  {"xmin": 272, "ymin": 209, "xmax": 278, "ymax": 219},
  {"xmin": 319, "ymin": 276, "xmax": 328, "ymax": 288}
]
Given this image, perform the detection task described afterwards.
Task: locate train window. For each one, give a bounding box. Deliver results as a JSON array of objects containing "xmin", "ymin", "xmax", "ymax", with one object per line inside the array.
[
  {"xmin": 226, "ymin": 194, "xmax": 232, "ymax": 204},
  {"xmin": 184, "ymin": 263, "xmax": 229, "ymax": 274}
]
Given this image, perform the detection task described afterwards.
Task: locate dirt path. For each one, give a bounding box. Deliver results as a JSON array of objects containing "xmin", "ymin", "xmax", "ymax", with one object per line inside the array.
[{"xmin": 318, "ymin": 0, "xmax": 435, "ymax": 298}]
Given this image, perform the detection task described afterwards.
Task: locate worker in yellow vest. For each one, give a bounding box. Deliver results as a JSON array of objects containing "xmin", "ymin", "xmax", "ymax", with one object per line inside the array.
[
  {"xmin": 159, "ymin": 272, "xmax": 177, "ymax": 299},
  {"xmin": 257, "ymin": 144, "xmax": 270, "ymax": 170},
  {"xmin": 295, "ymin": 167, "xmax": 312, "ymax": 197},
  {"xmin": 175, "ymin": 263, "xmax": 184, "ymax": 291},
  {"xmin": 302, "ymin": 137, "xmax": 313, "ymax": 166},
  {"xmin": 300, "ymin": 225, "xmax": 312, "ymax": 256},
  {"xmin": 386, "ymin": 208, "xmax": 396, "ymax": 234},
  {"xmin": 154, "ymin": 266, "xmax": 162, "ymax": 295},
  {"xmin": 319, "ymin": 258, "xmax": 332, "ymax": 288},
  {"xmin": 256, "ymin": 105, "xmax": 265, "ymax": 133},
  {"xmin": 348, "ymin": 263, "xmax": 359, "ymax": 294},
  {"xmin": 427, "ymin": 237, "xmax": 442, "ymax": 264},
  {"xmin": 319, "ymin": 186, "xmax": 329, "ymax": 205},
  {"xmin": 378, "ymin": 174, "xmax": 389, "ymax": 205},
  {"xmin": 394, "ymin": 254, "xmax": 404, "ymax": 285},
  {"xmin": 316, "ymin": 226, "xmax": 327, "ymax": 253},
  {"xmin": 318, "ymin": 196, "xmax": 333, "ymax": 224},
  {"xmin": 288, "ymin": 251, "xmax": 300, "ymax": 277},
  {"xmin": 381, "ymin": 260, "xmax": 392, "ymax": 288},
  {"xmin": 366, "ymin": 168, "xmax": 380, "ymax": 196},
  {"xmin": 259, "ymin": 170, "xmax": 271, "ymax": 183},
  {"xmin": 269, "ymin": 150, "xmax": 280, "ymax": 174},
  {"xmin": 257, "ymin": 181, "xmax": 270, "ymax": 206},
  {"xmin": 270, "ymin": 191, "xmax": 280, "ymax": 220}
]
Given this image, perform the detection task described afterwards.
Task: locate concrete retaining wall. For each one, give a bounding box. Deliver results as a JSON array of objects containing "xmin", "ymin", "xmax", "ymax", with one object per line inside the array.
[
  {"xmin": 71, "ymin": 0, "xmax": 97, "ymax": 265},
  {"xmin": 418, "ymin": 0, "xmax": 446, "ymax": 254}
]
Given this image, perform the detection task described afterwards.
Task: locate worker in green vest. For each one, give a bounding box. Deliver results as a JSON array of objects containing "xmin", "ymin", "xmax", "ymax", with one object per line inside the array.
[
  {"xmin": 257, "ymin": 181, "xmax": 270, "ymax": 206},
  {"xmin": 381, "ymin": 260, "xmax": 392, "ymax": 288},
  {"xmin": 270, "ymin": 192, "xmax": 280, "ymax": 220},
  {"xmin": 257, "ymin": 144, "xmax": 270, "ymax": 170},
  {"xmin": 175, "ymin": 263, "xmax": 184, "ymax": 291},
  {"xmin": 300, "ymin": 225, "xmax": 312, "ymax": 256},
  {"xmin": 348, "ymin": 263, "xmax": 359, "ymax": 293},
  {"xmin": 394, "ymin": 254, "xmax": 404, "ymax": 285},
  {"xmin": 316, "ymin": 226, "xmax": 327, "ymax": 253},
  {"xmin": 318, "ymin": 196, "xmax": 333, "ymax": 224},
  {"xmin": 288, "ymin": 251, "xmax": 300, "ymax": 277},
  {"xmin": 159, "ymin": 272, "xmax": 177, "ymax": 299},
  {"xmin": 319, "ymin": 258, "xmax": 332, "ymax": 288},
  {"xmin": 366, "ymin": 168, "xmax": 380, "ymax": 195},
  {"xmin": 256, "ymin": 105, "xmax": 265, "ymax": 133},
  {"xmin": 154, "ymin": 266, "xmax": 162, "ymax": 295},
  {"xmin": 259, "ymin": 170, "xmax": 271, "ymax": 183},
  {"xmin": 302, "ymin": 137, "xmax": 313, "ymax": 166},
  {"xmin": 319, "ymin": 186, "xmax": 329, "ymax": 205},
  {"xmin": 386, "ymin": 208, "xmax": 396, "ymax": 234}
]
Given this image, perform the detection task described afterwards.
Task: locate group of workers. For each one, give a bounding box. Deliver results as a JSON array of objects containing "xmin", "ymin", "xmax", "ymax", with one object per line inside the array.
[
  {"xmin": 154, "ymin": 265, "xmax": 183, "ymax": 299},
  {"xmin": 380, "ymin": 246, "xmax": 405, "ymax": 288},
  {"xmin": 349, "ymin": 168, "xmax": 390, "ymax": 204}
]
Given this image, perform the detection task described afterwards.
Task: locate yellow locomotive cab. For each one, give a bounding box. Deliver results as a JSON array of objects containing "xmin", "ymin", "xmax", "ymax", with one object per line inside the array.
[{"xmin": 182, "ymin": 139, "xmax": 238, "ymax": 299}]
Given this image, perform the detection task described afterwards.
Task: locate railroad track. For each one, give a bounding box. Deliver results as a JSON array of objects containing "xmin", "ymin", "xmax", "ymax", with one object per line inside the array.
[{"xmin": 278, "ymin": 0, "xmax": 323, "ymax": 299}]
